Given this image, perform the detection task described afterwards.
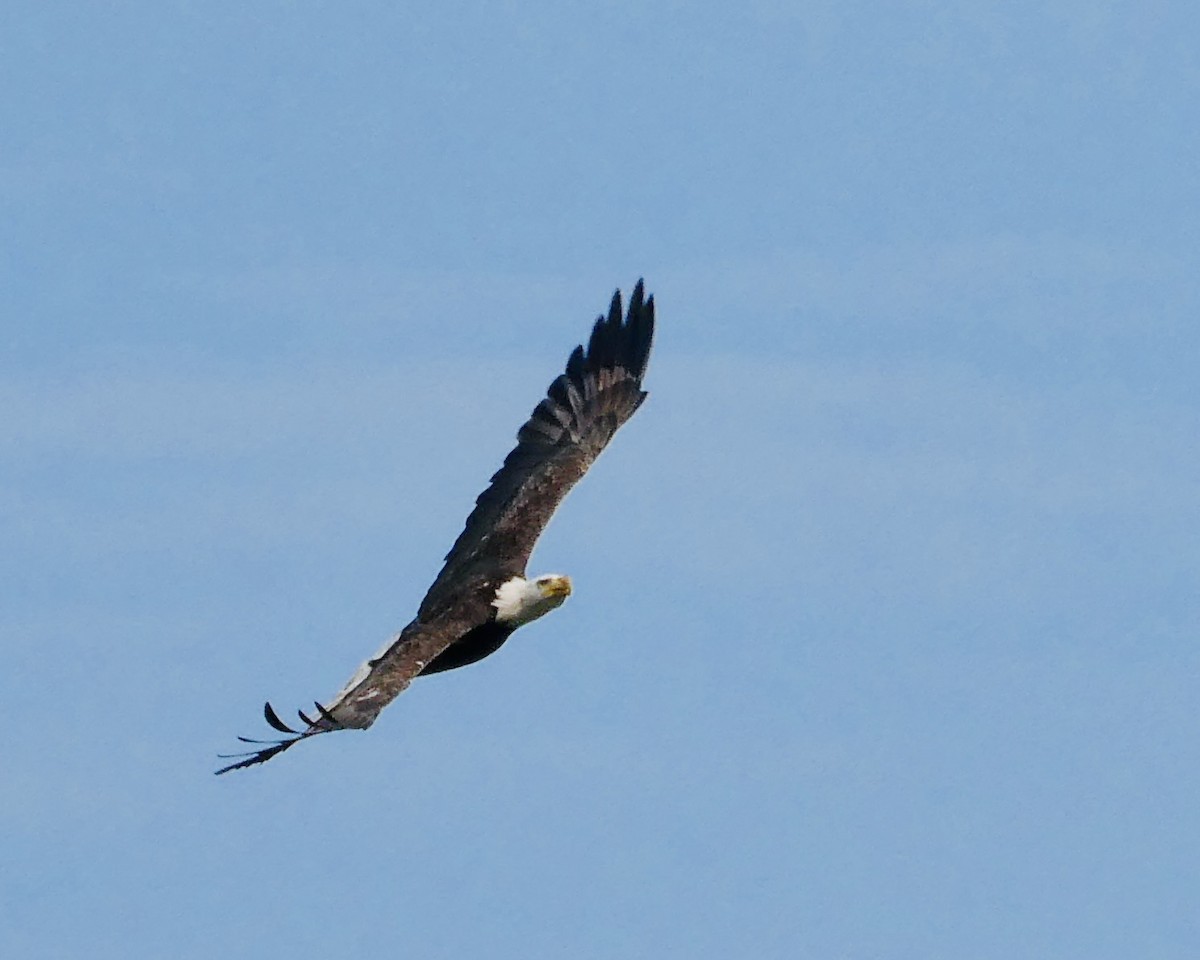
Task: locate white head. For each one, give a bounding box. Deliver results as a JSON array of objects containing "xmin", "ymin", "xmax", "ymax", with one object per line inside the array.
[{"xmin": 493, "ymin": 574, "xmax": 573, "ymax": 626}]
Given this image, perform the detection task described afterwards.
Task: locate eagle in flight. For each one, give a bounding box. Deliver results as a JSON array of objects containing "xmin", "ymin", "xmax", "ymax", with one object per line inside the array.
[{"xmin": 217, "ymin": 281, "xmax": 655, "ymax": 773}]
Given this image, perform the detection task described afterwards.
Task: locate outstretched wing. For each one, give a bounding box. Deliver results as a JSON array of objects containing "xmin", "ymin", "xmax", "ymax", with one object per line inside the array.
[
  {"xmin": 215, "ymin": 598, "xmax": 485, "ymax": 774},
  {"xmin": 419, "ymin": 280, "xmax": 654, "ymax": 617}
]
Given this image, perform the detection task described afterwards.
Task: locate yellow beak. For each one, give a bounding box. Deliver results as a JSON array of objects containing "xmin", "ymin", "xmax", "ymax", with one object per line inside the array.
[{"xmin": 539, "ymin": 575, "xmax": 573, "ymax": 599}]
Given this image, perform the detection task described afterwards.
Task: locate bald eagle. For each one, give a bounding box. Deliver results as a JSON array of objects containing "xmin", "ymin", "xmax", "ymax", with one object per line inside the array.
[{"xmin": 216, "ymin": 281, "xmax": 654, "ymax": 773}]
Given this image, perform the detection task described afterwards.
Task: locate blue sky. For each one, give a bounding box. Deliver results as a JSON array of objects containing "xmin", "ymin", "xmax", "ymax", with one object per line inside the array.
[{"xmin": 3, "ymin": 3, "xmax": 1198, "ymax": 957}]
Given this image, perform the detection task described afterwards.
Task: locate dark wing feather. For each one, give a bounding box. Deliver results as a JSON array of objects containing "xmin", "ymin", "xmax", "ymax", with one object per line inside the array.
[
  {"xmin": 214, "ymin": 596, "xmax": 489, "ymax": 774},
  {"xmin": 420, "ymin": 281, "xmax": 654, "ymax": 616},
  {"xmin": 317, "ymin": 595, "xmax": 492, "ymax": 728}
]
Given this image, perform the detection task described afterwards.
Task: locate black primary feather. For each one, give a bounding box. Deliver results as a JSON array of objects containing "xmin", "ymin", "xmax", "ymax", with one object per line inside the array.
[
  {"xmin": 264, "ymin": 701, "xmax": 299, "ymax": 734},
  {"xmin": 214, "ymin": 700, "xmax": 346, "ymax": 775}
]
